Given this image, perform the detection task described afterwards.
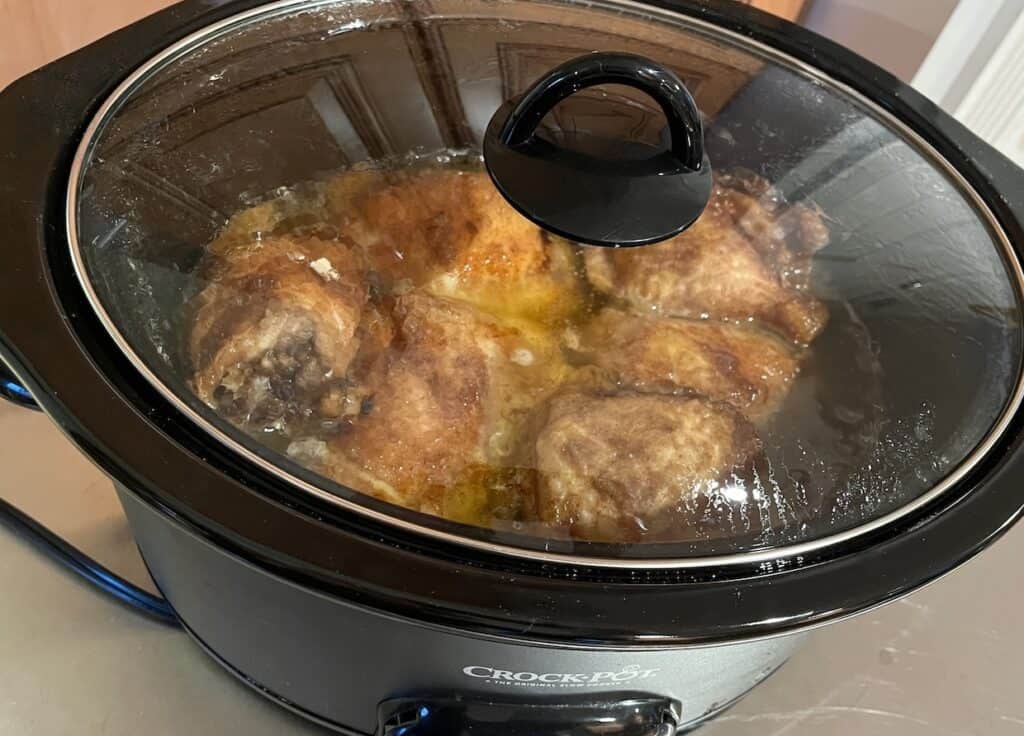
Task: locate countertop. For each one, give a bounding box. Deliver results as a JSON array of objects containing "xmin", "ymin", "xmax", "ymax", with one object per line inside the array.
[{"xmin": 2, "ymin": 1, "xmax": 1024, "ymax": 734}]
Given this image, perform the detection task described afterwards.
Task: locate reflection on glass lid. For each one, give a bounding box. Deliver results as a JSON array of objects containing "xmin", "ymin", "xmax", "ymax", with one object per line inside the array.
[{"xmin": 70, "ymin": 0, "xmax": 1022, "ymax": 560}]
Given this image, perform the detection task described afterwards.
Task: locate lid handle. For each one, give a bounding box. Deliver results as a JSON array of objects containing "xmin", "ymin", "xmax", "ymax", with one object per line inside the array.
[
  {"xmin": 500, "ymin": 52, "xmax": 705, "ymax": 171},
  {"xmin": 484, "ymin": 52, "xmax": 713, "ymax": 248}
]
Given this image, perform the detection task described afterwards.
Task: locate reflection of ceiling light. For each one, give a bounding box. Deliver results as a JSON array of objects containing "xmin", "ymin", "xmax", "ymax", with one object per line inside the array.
[{"xmin": 722, "ymin": 484, "xmax": 749, "ymax": 503}]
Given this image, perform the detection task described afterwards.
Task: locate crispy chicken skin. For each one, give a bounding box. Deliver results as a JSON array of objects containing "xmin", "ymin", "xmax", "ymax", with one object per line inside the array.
[
  {"xmin": 189, "ymin": 233, "xmax": 379, "ymax": 431},
  {"xmin": 584, "ymin": 178, "xmax": 829, "ymax": 343},
  {"xmin": 580, "ymin": 308, "xmax": 800, "ymax": 421},
  {"xmin": 323, "ymin": 291, "xmax": 567, "ymax": 519},
  {"xmin": 535, "ymin": 392, "xmax": 759, "ymax": 540},
  {"xmin": 341, "ymin": 169, "xmax": 582, "ymax": 323}
]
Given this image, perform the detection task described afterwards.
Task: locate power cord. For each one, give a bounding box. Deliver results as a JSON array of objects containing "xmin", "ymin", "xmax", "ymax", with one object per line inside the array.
[
  {"xmin": 0, "ymin": 495, "xmax": 180, "ymax": 626},
  {"xmin": 0, "ymin": 364, "xmax": 179, "ymax": 626}
]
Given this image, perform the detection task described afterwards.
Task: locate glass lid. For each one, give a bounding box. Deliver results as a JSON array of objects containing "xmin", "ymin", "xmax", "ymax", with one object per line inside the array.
[{"xmin": 69, "ymin": 0, "xmax": 1024, "ymax": 564}]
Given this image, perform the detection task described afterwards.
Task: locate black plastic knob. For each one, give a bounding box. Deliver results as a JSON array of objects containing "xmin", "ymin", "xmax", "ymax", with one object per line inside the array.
[
  {"xmin": 377, "ymin": 693, "xmax": 679, "ymax": 735},
  {"xmin": 484, "ymin": 52, "xmax": 712, "ymax": 247}
]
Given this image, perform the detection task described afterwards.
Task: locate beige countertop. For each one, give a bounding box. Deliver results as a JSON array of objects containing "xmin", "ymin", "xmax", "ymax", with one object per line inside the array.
[{"xmin": 2, "ymin": 1, "xmax": 1024, "ymax": 734}]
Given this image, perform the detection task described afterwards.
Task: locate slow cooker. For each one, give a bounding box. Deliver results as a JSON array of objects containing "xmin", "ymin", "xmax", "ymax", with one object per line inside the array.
[{"xmin": 1, "ymin": 0, "xmax": 1023, "ymax": 734}]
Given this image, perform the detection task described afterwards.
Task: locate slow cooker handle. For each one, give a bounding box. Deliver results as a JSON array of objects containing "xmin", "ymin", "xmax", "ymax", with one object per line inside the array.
[
  {"xmin": 377, "ymin": 693, "xmax": 679, "ymax": 735},
  {"xmin": 483, "ymin": 52, "xmax": 713, "ymax": 248},
  {"xmin": 0, "ymin": 361, "xmax": 40, "ymax": 411},
  {"xmin": 498, "ymin": 53, "xmax": 704, "ymax": 170}
]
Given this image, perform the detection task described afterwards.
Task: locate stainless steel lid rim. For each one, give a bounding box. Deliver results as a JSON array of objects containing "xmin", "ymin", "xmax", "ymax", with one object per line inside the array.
[{"xmin": 0, "ymin": 0, "xmax": 1022, "ymax": 644}]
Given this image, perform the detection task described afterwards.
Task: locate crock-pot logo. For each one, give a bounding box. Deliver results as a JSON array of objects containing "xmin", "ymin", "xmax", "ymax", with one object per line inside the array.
[{"xmin": 462, "ymin": 664, "xmax": 660, "ymax": 688}]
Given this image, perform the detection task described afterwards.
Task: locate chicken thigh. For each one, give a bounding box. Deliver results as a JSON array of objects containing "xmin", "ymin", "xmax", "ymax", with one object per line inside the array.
[
  {"xmin": 189, "ymin": 233, "xmax": 384, "ymax": 433},
  {"xmin": 580, "ymin": 308, "xmax": 800, "ymax": 421},
  {"xmin": 338, "ymin": 168, "xmax": 583, "ymax": 324},
  {"xmin": 716, "ymin": 172, "xmax": 830, "ymax": 289},
  {"xmin": 535, "ymin": 392, "xmax": 758, "ymax": 541},
  {"xmin": 186, "ymin": 162, "xmax": 833, "ymax": 543},
  {"xmin": 584, "ymin": 179, "xmax": 829, "ymax": 344},
  {"xmin": 320, "ymin": 291, "xmax": 569, "ymax": 522}
]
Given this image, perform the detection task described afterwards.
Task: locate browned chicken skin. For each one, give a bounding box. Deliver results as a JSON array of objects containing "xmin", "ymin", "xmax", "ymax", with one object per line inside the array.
[
  {"xmin": 535, "ymin": 392, "xmax": 759, "ymax": 541},
  {"xmin": 342, "ymin": 168, "xmax": 582, "ymax": 324},
  {"xmin": 584, "ymin": 178, "xmax": 829, "ymax": 344},
  {"xmin": 322, "ymin": 291, "xmax": 567, "ymax": 521},
  {"xmin": 189, "ymin": 233, "xmax": 382, "ymax": 432},
  {"xmin": 580, "ymin": 308, "xmax": 800, "ymax": 421},
  {"xmin": 189, "ymin": 165, "xmax": 830, "ymax": 542},
  {"xmin": 332, "ymin": 291, "xmax": 503, "ymax": 493}
]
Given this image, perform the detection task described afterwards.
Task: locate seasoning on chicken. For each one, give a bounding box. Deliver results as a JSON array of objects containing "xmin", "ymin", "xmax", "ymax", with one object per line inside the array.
[{"xmin": 716, "ymin": 172, "xmax": 830, "ymax": 289}]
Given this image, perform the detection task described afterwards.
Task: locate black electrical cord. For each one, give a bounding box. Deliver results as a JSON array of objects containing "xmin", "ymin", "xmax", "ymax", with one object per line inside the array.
[
  {"xmin": 0, "ymin": 364, "xmax": 179, "ymax": 626},
  {"xmin": 0, "ymin": 495, "xmax": 180, "ymax": 626}
]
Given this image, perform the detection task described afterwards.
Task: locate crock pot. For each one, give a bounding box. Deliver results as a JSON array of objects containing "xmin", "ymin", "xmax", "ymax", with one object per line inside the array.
[{"xmin": 2, "ymin": 0, "xmax": 1024, "ymax": 733}]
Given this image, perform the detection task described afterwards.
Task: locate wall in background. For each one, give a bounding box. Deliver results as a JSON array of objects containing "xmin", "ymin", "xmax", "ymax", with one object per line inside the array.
[
  {"xmin": 740, "ymin": 0, "xmax": 811, "ymax": 22},
  {"xmin": 0, "ymin": 0, "xmax": 175, "ymax": 89},
  {"xmin": 802, "ymin": 0, "xmax": 959, "ymax": 82}
]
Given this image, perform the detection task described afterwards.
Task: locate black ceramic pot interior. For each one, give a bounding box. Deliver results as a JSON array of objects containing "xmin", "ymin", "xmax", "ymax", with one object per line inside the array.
[{"xmin": 69, "ymin": 0, "xmax": 1022, "ymax": 562}]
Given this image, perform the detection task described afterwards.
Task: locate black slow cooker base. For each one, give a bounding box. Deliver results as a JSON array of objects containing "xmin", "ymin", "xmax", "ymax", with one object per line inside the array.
[
  {"xmin": 182, "ymin": 619, "xmax": 362, "ymax": 735},
  {"xmin": 123, "ymin": 484, "xmax": 799, "ymax": 735}
]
